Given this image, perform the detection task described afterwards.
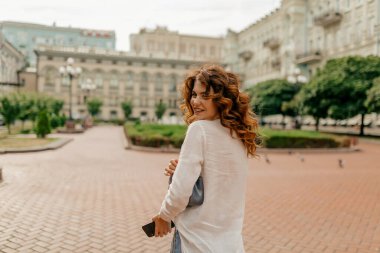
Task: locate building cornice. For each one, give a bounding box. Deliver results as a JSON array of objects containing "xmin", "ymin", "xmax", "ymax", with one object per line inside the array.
[
  {"xmin": 0, "ymin": 21, "xmax": 115, "ymax": 36},
  {"xmin": 34, "ymin": 46, "xmax": 206, "ymax": 65}
]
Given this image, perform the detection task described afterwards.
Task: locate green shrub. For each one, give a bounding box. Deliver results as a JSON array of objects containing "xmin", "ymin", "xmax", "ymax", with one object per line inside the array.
[
  {"xmin": 260, "ymin": 128, "xmax": 350, "ymax": 148},
  {"xmin": 264, "ymin": 136, "xmax": 340, "ymax": 148},
  {"xmin": 50, "ymin": 114, "xmax": 61, "ymax": 129},
  {"xmin": 59, "ymin": 114, "xmax": 67, "ymax": 126},
  {"xmin": 35, "ymin": 110, "xmax": 51, "ymax": 138}
]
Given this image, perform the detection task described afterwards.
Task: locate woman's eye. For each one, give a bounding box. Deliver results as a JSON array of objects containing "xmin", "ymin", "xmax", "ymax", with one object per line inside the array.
[{"xmin": 191, "ymin": 93, "xmax": 197, "ymax": 98}]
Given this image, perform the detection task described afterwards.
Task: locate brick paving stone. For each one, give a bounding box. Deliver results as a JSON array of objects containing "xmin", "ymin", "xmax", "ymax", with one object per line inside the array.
[{"xmin": 0, "ymin": 126, "xmax": 380, "ymax": 252}]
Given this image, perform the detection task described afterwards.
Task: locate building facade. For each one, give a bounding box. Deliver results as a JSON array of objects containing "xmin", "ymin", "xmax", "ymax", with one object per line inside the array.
[
  {"xmin": 35, "ymin": 45, "xmax": 204, "ymax": 121},
  {"xmin": 0, "ymin": 33, "xmax": 25, "ymax": 93},
  {"xmin": 130, "ymin": 26, "xmax": 223, "ymax": 62},
  {"xmin": 224, "ymin": 0, "xmax": 380, "ymax": 87},
  {"xmin": 0, "ymin": 21, "xmax": 116, "ymax": 67}
]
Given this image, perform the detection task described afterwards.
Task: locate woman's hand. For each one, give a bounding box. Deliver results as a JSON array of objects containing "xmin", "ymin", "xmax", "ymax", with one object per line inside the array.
[
  {"xmin": 152, "ymin": 215, "xmax": 172, "ymax": 237},
  {"xmin": 164, "ymin": 159, "xmax": 178, "ymax": 176}
]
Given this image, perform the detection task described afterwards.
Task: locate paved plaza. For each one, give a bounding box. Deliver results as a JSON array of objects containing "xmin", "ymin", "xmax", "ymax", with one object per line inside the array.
[{"xmin": 0, "ymin": 126, "xmax": 379, "ymax": 253}]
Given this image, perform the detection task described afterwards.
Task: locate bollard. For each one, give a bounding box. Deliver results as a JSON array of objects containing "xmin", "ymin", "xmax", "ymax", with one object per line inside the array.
[{"xmin": 0, "ymin": 166, "xmax": 2, "ymax": 182}]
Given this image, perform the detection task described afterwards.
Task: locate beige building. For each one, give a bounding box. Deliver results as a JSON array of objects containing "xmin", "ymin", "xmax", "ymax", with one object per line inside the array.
[
  {"xmin": 35, "ymin": 45, "xmax": 205, "ymax": 121},
  {"xmin": 0, "ymin": 33, "xmax": 25, "ymax": 93},
  {"xmin": 130, "ymin": 26, "xmax": 223, "ymax": 62},
  {"xmin": 224, "ymin": 0, "xmax": 380, "ymax": 87}
]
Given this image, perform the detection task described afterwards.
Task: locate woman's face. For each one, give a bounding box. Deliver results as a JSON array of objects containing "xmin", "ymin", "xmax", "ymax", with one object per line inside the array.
[{"xmin": 190, "ymin": 80, "xmax": 219, "ymax": 121}]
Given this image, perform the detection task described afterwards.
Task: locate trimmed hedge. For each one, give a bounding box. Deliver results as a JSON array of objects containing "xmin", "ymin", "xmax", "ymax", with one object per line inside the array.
[
  {"xmin": 260, "ymin": 128, "xmax": 350, "ymax": 148},
  {"xmin": 125, "ymin": 124, "xmax": 350, "ymax": 149},
  {"xmin": 125, "ymin": 123, "xmax": 186, "ymax": 148}
]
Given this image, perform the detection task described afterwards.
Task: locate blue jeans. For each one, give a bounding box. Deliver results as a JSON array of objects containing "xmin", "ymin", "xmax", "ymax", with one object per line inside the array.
[{"xmin": 170, "ymin": 229, "xmax": 182, "ymax": 253}]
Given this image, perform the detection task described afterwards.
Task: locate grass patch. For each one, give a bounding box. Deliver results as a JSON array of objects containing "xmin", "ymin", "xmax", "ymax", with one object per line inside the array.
[{"xmin": 0, "ymin": 137, "xmax": 57, "ymax": 149}]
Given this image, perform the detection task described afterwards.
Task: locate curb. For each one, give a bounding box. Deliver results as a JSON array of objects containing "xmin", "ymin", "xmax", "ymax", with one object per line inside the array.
[
  {"xmin": 256, "ymin": 147, "xmax": 361, "ymax": 154},
  {"xmin": 0, "ymin": 138, "xmax": 73, "ymax": 154}
]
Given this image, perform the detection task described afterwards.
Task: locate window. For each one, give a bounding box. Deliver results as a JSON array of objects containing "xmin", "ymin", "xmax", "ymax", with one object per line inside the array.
[
  {"xmin": 180, "ymin": 43, "xmax": 186, "ymax": 53},
  {"xmin": 368, "ymin": 17, "xmax": 375, "ymax": 37},
  {"xmin": 126, "ymin": 72, "xmax": 134, "ymax": 90},
  {"xmin": 155, "ymin": 73, "xmax": 163, "ymax": 92},
  {"xmin": 45, "ymin": 68, "xmax": 56, "ymax": 87},
  {"xmin": 190, "ymin": 44, "xmax": 196, "ymax": 56},
  {"xmin": 169, "ymin": 75, "xmax": 177, "ymax": 93},
  {"xmin": 110, "ymin": 75, "xmax": 119, "ymax": 89},
  {"xmin": 110, "ymin": 110, "xmax": 118, "ymax": 119},
  {"xmin": 44, "ymin": 69, "xmax": 57, "ymax": 91},
  {"xmin": 210, "ymin": 46, "xmax": 215, "ymax": 56},
  {"xmin": 140, "ymin": 72, "xmax": 149, "ymax": 92},
  {"xmin": 95, "ymin": 73, "xmax": 103, "ymax": 88},
  {"xmin": 200, "ymin": 45, "xmax": 206, "ymax": 54}
]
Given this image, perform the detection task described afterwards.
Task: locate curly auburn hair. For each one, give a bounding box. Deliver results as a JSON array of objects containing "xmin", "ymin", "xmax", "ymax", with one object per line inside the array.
[{"xmin": 180, "ymin": 64, "xmax": 259, "ymax": 157}]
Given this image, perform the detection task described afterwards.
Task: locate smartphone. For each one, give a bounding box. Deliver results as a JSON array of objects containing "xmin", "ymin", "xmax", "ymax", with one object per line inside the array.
[{"xmin": 142, "ymin": 221, "xmax": 175, "ymax": 237}]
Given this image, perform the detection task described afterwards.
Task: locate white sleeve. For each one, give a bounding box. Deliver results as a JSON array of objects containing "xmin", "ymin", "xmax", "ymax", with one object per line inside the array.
[{"xmin": 159, "ymin": 121, "xmax": 205, "ymax": 222}]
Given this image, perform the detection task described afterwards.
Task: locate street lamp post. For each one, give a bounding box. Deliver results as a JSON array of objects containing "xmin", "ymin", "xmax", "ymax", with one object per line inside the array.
[
  {"xmin": 80, "ymin": 78, "xmax": 97, "ymax": 105},
  {"xmin": 287, "ymin": 67, "xmax": 308, "ymax": 86},
  {"xmin": 59, "ymin": 58, "xmax": 82, "ymax": 122}
]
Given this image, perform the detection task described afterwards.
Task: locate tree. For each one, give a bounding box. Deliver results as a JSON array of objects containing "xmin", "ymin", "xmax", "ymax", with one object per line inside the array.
[
  {"xmin": 87, "ymin": 98, "xmax": 103, "ymax": 118},
  {"xmin": 365, "ymin": 77, "xmax": 380, "ymax": 113},
  {"xmin": 17, "ymin": 93, "xmax": 34, "ymax": 131},
  {"xmin": 297, "ymin": 76, "xmax": 331, "ymax": 131},
  {"xmin": 155, "ymin": 101, "xmax": 167, "ymax": 122},
  {"xmin": 35, "ymin": 109, "xmax": 51, "ymax": 138},
  {"xmin": 0, "ymin": 94, "xmax": 20, "ymax": 134},
  {"xmin": 247, "ymin": 79, "xmax": 301, "ymax": 128},
  {"xmin": 121, "ymin": 101, "xmax": 133, "ymax": 121},
  {"xmin": 300, "ymin": 56, "xmax": 380, "ymax": 135},
  {"xmin": 51, "ymin": 99, "xmax": 64, "ymax": 115}
]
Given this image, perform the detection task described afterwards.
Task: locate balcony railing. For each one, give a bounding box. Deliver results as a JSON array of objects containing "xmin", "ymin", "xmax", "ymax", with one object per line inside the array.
[
  {"xmin": 263, "ymin": 38, "xmax": 280, "ymax": 50},
  {"xmin": 238, "ymin": 50, "xmax": 253, "ymax": 62},
  {"xmin": 295, "ymin": 50, "xmax": 322, "ymax": 64},
  {"xmin": 314, "ymin": 11, "xmax": 342, "ymax": 27}
]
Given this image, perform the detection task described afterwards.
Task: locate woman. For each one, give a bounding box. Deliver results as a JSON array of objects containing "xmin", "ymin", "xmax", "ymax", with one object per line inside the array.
[{"xmin": 152, "ymin": 64, "xmax": 258, "ymax": 252}]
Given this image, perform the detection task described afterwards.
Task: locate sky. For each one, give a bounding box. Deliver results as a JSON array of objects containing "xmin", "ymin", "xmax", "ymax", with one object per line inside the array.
[{"xmin": 0, "ymin": 0, "xmax": 282, "ymax": 51}]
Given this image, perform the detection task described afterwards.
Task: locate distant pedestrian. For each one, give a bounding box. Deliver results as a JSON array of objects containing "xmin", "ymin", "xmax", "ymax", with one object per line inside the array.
[{"xmin": 152, "ymin": 64, "xmax": 259, "ymax": 252}]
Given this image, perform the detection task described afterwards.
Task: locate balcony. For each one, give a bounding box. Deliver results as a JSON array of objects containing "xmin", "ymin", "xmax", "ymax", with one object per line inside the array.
[
  {"xmin": 263, "ymin": 38, "xmax": 280, "ymax": 50},
  {"xmin": 295, "ymin": 50, "xmax": 322, "ymax": 64},
  {"xmin": 314, "ymin": 11, "xmax": 342, "ymax": 27},
  {"xmin": 238, "ymin": 50, "xmax": 253, "ymax": 62}
]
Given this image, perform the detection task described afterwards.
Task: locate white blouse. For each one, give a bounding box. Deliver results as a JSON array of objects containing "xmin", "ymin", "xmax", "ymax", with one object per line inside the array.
[{"xmin": 160, "ymin": 119, "xmax": 249, "ymax": 253}]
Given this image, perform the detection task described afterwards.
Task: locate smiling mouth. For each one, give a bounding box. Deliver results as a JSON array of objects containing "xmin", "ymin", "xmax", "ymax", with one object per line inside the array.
[{"xmin": 194, "ymin": 109, "xmax": 204, "ymax": 114}]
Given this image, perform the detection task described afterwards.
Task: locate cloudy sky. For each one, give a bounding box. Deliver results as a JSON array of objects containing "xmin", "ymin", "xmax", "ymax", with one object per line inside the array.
[{"xmin": 0, "ymin": 0, "xmax": 281, "ymax": 51}]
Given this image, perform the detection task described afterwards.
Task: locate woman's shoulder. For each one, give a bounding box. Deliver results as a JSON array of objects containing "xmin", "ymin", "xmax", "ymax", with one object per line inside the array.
[
  {"xmin": 187, "ymin": 119, "xmax": 223, "ymax": 136},
  {"xmin": 188, "ymin": 120, "xmax": 220, "ymax": 132}
]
